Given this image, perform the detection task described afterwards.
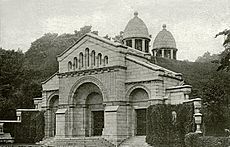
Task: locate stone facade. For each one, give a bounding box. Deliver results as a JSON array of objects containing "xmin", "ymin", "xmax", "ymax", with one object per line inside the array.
[{"xmin": 39, "ymin": 12, "xmax": 192, "ymax": 146}]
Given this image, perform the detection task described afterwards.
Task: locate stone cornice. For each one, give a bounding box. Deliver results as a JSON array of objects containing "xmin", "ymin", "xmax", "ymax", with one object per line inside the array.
[
  {"xmin": 43, "ymin": 89, "xmax": 59, "ymax": 92},
  {"xmin": 125, "ymin": 79, "xmax": 163, "ymax": 85},
  {"xmin": 159, "ymin": 73, "xmax": 182, "ymax": 81},
  {"xmin": 58, "ymin": 65, "xmax": 127, "ymax": 78}
]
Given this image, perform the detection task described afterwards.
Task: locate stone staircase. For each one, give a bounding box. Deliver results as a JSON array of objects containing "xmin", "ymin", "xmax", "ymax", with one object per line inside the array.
[
  {"xmin": 36, "ymin": 137, "xmax": 55, "ymax": 146},
  {"xmin": 118, "ymin": 136, "xmax": 152, "ymax": 147},
  {"xmin": 37, "ymin": 136, "xmax": 115, "ymax": 147}
]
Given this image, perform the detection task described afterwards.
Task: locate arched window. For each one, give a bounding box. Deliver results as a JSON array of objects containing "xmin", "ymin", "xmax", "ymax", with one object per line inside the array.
[
  {"xmin": 85, "ymin": 48, "xmax": 89, "ymax": 67},
  {"xmin": 79, "ymin": 52, "xmax": 83, "ymax": 68},
  {"xmin": 104, "ymin": 56, "xmax": 108, "ymax": 65},
  {"xmin": 91, "ymin": 50, "xmax": 96, "ymax": 66},
  {"xmin": 74, "ymin": 57, "xmax": 78, "ymax": 69},
  {"xmin": 68, "ymin": 61, "xmax": 72, "ymax": 71},
  {"xmin": 97, "ymin": 53, "xmax": 102, "ymax": 66}
]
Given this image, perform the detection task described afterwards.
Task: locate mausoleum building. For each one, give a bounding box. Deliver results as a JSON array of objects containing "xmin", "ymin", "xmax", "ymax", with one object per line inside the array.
[{"xmin": 37, "ymin": 12, "xmax": 192, "ymax": 146}]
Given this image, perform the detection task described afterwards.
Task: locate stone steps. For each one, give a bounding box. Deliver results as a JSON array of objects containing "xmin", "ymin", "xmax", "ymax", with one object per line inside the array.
[
  {"xmin": 36, "ymin": 137, "xmax": 55, "ymax": 146},
  {"xmin": 38, "ymin": 136, "xmax": 115, "ymax": 147},
  {"xmin": 119, "ymin": 136, "xmax": 152, "ymax": 147}
]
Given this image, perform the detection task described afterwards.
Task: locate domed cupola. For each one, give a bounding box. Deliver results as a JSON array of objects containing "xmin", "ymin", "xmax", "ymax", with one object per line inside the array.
[
  {"xmin": 152, "ymin": 24, "xmax": 178, "ymax": 59},
  {"xmin": 122, "ymin": 12, "xmax": 150, "ymax": 53}
]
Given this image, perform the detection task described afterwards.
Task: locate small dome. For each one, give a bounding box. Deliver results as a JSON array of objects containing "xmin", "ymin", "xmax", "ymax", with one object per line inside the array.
[
  {"xmin": 123, "ymin": 12, "xmax": 150, "ymax": 40},
  {"xmin": 153, "ymin": 24, "xmax": 176, "ymax": 49}
]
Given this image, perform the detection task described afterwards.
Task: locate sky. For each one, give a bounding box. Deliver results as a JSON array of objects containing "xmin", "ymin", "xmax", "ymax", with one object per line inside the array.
[{"xmin": 0, "ymin": 0, "xmax": 230, "ymax": 61}]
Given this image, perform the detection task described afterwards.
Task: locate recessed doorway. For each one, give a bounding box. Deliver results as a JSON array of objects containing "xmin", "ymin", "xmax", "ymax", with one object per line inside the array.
[
  {"xmin": 92, "ymin": 111, "xmax": 104, "ymax": 136},
  {"xmin": 136, "ymin": 109, "xmax": 147, "ymax": 136}
]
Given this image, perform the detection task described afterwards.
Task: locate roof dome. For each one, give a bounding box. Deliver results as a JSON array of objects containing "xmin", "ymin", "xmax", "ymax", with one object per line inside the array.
[
  {"xmin": 153, "ymin": 24, "xmax": 176, "ymax": 49},
  {"xmin": 123, "ymin": 12, "xmax": 150, "ymax": 40}
]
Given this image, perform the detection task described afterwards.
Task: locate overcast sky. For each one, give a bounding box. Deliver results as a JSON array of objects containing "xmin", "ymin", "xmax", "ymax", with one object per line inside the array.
[{"xmin": 0, "ymin": 0, "xmax": 229, "ymax": 61}]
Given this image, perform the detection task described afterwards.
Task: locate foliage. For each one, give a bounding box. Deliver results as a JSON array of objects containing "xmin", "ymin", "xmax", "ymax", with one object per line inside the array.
[
  {"xmin": 13, "ymin": 111, "xmax": 45, "ymax": 143},
  {"xmin": 184, "ymin": 132, "xmax": 200, "ymax": 147},
  {"xmin": 195, "ymin": 51, "xmax": 220, "ymax": 63},
  {"xmin": 153, "ymin": 57, "xmax": 230, "ymax": 98},
  {"xmin": 112, "ymin": 31, "xmax": 123, "ymax": 43},
  {"xmin": 154, "ymin": 57, "xmax": 230, "ymax": 136},
  {"xmin": 146, "ymin": 103, "xmax": 194, "ymax": 146},
  {"xmin": 217, "ymin": 48, "xmax": 230, "ymax": 71},
  {"xmin": 24, "ymin": 26, "xmax": 95, "ymax": 81},
  {"xmin": 185, "ymin": 135, "xmax": 230, "ymax": 147},
  {"xmin": 202, "ymin": 72, "xmax": 230, "ymax": 136},
  {"xmin": 0, "ymin": 49, "xmax": 39, "ymax": 119},
  {"xmin": 214, "ymin": 29, "xmax": 230, "ymax": 71}
]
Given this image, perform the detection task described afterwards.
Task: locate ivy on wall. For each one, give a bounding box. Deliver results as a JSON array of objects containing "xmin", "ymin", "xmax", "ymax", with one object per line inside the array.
[{"xmin": 146, "ymin": 103, "xmax": 194, "ymax": 146}]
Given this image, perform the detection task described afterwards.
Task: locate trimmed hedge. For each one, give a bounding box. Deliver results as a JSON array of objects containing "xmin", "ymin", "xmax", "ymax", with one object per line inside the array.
[
  {"xmin": 13, "ymin": 111, "xmax": 45, "ymax": 143},
  {"xmin": 185, "ymin": 133, "xmax": 230, "ymax": 147},
  {"xmin": 146, "ymin": 103, "xmax": 194, "ymax": 146},
  {"xmin": 184, "ymin": 132, "xmax": 200, "ymax": 147}
]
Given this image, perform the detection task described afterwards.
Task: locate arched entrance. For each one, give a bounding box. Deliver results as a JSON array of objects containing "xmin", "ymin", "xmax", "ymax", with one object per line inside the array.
[
  {"xmin": 129, "ymin": 88, "xmax": 149, "ymax": 136},
  {"xmin": 72, "ymin": 82, "xmax": 104, "ymax": 137},
  {"xmin": 49, "ymin": 95, "xmax": 59, "ymax": 137}
]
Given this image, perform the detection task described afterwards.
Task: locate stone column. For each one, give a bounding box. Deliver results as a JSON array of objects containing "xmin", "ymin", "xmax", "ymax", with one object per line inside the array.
[
  {"xmin": 132, "ymin": 39, "xmax": 135, "ymax": 49},
  {"xmin": 171, "ymin": 49, "xmax": 174, "ymax": 59},
  {"xmin": 162, "ymin": 49, "xmax": 165, "ymax": 58},
  {"xmin": 142, "ymin": 39, "xmax": 145, "ymax": 52},
  {"xmin": 154, "ymin": 50, "xmax": 157, "ymax": 57},
  {"xmin": 124, "ymin": 40, "xmax": 127, "ymax": 46},
  {"xmin": 69, "ymin": 106, "xmax": 74, "ymax": 137}
]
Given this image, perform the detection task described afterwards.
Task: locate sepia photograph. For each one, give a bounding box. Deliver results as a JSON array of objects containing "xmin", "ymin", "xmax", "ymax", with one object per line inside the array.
[{"xmin": 0, "ymin": 0, "xmax": 230, "ymax": 146}]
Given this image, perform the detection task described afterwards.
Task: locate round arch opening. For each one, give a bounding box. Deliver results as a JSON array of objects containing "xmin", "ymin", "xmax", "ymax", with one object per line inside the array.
[
  {"xmin": 129, "ymin": 88, "xmax": 149, "ymax": 102},
  {"xmin": 129, "ymin": 88, "xmax": 149, "ymax": 136},
  {"xmin": 72, "ymin": 82, "xmax": 104, "ymax": 137},
  {"xmin": 49, "ymin": 95, "xmax": 59, "ymax": 137}
]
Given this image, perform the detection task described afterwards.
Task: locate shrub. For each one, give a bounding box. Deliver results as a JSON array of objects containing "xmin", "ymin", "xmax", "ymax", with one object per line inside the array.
[
  {"xmin": 185, "ymin": 134, "xmax": 230, "ymax": 147},
  {"xmin": 199, "ymin": 136, "xmax": 230, "ymax": 147},
  {"xmin": 184, "ymin": 132, "xmax": 200, "ymax": 147},
  {"xmin": 14, "ymin": 111, "xmax": 45, "ymax": 143},
  {"xmin": 146, "ymin": 103, "xmax": 194, "ymax": 146}
]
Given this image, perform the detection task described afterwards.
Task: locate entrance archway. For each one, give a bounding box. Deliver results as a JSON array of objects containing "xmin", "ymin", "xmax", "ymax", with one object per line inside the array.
[
  {"xmin": 49, "ymin": 95, "xmax": 59, "ymax": 137},
  {"xmin": 129, "ymin": 88, "xmax": 149, "ymax": 136},
  {"xmin": 72, "ymin": 82, "xmax": 104, "ymax": 137}
]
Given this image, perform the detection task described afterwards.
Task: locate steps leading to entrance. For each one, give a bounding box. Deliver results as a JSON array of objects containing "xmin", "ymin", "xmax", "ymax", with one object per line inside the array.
[
  {"xmin": 119, "ymin": 136, "xmax": 152, "ymax": 147},
  {"xmin": 38, "ymin": 136, "xmax": 115, "ymax": 147},
  {"xmin": 36, "ymin": 137, "xmax": 55, "ymax": 146}
]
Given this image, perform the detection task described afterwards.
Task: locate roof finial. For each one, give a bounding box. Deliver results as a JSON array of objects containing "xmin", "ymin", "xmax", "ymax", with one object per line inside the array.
[
  {"xmin": 162, "ymin": 24, "xmax": 166, "ymax": 29},
  {"xmin": 134, "ymin": 11, "xmax": 138, "ymax": 17}
]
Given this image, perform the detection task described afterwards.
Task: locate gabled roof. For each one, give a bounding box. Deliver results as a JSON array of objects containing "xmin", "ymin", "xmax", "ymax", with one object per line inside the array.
[
  {"xmin": 126, "ymin": 56, "xmax": 182, "ymax": 76},
  {"xmin": 57, "ymin": 33, "xmax": 127, "ymax": 58},
  {"xmin": 41, "ymin": 72, "xmax": 58, "ymax": 84}
]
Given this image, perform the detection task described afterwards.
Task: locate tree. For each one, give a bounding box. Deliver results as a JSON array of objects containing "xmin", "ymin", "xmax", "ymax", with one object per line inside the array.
[
  {"xmin": 24, "ymin": 25, "xmax": 98, "ymax": 80},
  {"xmin": 112, "ymin": 31, "xmax": 123, "ymax": 43},
  {"xmin": 202, "ymin": 73, "xmax": 230, "ymax": 136},
  {"xmin": 0, "ymin": 49, "xmax": 36, "ymax": 119},
  {"xmin": 195, "ymin": 51, "xmax": 219, "ymax": 63},
  {"xmin": 215, "ymin": 29, "xmax": 230, "ymax": 71}
]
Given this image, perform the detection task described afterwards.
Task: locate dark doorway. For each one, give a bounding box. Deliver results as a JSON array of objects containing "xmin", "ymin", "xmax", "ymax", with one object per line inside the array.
[
  {"xmin": 136, "ymin": 109, "xmax": 147, "ymax": 136},
  {"xmin": 92, "ymin": 111, "xmax": 104, "ymax": 136}
]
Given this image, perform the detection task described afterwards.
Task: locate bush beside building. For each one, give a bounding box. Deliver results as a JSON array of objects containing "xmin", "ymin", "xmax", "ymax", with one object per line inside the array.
[{"xmin": 146, "ymin": 103, "xmax": 194, "ymax": 146}]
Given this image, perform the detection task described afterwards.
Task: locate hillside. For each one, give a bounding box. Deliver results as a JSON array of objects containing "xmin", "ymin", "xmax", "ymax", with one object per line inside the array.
[
  {"xmin": 152, "ymin": 57, "xmax": 230, "ymax": 99},
  {"xmin": 23, "ymin": 26, "xmax": 93, "ymax": 81}
]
